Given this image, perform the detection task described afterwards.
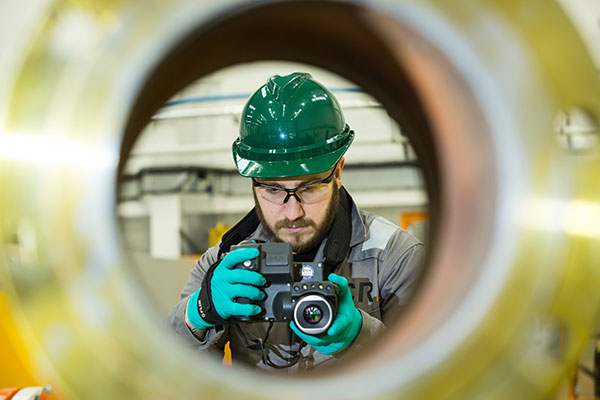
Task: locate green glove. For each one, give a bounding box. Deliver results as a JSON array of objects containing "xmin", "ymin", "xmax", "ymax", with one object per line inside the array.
[
  {"xmin": 289, "ymin": 273, "xmax": 363, "ymax": 355},
  {"xmin": 187, "ymin": 247, "xmax": 266, "ymax": 330}
]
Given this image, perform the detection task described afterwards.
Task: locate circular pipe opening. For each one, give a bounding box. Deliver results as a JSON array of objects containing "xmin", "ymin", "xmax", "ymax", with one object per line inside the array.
[{"xmin": 117, "ymin": 0, "xmax": 500, "ymax": 382}]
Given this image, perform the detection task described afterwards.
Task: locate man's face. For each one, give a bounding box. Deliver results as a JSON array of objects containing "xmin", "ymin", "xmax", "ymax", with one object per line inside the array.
[{"xmin": 253, "ymin": 159, "xmax": 344, "ymax": 253}]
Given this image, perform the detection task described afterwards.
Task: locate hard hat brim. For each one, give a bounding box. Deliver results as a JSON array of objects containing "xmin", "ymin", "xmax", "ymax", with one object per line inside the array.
[{"xmin": 233, "ymin": 130, "xmax": 353, "ymax": 178}]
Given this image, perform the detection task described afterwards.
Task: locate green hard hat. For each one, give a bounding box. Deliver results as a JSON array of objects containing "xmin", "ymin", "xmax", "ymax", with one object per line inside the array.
[{"xmin": 232, "ymin": 72, "xmax": 354, "ymax": 178}]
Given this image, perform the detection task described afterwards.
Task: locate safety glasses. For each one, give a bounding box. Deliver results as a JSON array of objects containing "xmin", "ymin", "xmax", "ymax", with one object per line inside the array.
[{"xmin": 252, "ymin": 163, "xmax": 338, "ymax": 205}]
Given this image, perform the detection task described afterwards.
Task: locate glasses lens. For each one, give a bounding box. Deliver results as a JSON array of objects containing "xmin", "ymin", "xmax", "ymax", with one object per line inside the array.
[
  {"xmin": 296, "ymin": 184, "xmax": 331, "ymax": 203},
  {"xmin": 256, "ymin": 186, "xmax": 287, "ymax": 204}
]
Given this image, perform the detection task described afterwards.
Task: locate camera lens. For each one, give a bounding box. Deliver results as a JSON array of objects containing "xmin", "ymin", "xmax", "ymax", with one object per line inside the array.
[
  {"xmin": 303, "ymin": 305, "xmax": 323, "ymax": 324},
  {"xmin": 293, "ymin": 294, "xmax": 334, "ymax": 335}
]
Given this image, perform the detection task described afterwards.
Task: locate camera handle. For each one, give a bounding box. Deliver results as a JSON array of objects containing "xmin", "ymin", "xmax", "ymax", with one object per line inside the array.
[{"xmin": 232, "ymin": 296, "xmax": 264, "ymax": 323}]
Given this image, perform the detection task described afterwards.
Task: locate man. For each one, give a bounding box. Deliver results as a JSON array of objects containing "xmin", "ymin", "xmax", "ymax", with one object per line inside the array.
[{"xmin": 169, "ymin": 72, "xmax": 424, "ymax": 371}]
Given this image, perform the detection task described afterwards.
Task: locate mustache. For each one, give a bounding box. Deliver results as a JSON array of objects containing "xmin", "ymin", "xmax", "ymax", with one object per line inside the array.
[{"xmin": 275, "ymin": 218, "xmax": 316, "ymax": 230}]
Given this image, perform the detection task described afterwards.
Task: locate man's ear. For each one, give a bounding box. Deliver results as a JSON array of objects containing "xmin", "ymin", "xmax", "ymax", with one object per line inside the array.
[{"xmin": 335, "ymin": 157, "xmax": 345, "ymax": 188}]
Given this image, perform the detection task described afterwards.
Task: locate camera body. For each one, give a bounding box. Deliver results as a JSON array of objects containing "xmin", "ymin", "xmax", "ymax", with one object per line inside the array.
[{"xmin": 231, "ymin": 241, "xmax": 338, "ymax": 335}]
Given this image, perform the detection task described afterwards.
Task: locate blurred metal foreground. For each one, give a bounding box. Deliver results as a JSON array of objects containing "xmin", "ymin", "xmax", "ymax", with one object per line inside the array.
[{"xmin": 1, "ymin": 0, "xmax": 600, "ymax": 399}]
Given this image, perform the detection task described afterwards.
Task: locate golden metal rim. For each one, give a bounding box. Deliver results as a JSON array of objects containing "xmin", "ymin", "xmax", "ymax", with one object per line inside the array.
[{"xmin": 1, "ymin": 1, "xmax": 599, "ymax": 399}]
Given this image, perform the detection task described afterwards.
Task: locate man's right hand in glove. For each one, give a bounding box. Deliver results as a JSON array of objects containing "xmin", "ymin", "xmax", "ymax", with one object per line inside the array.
[{"xmin": 186, "ymin": 247, "xmax": 266, "ymax": 331}]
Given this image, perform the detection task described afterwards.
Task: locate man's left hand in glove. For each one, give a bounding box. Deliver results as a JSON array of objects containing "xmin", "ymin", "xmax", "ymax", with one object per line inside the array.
[{"xmin": 289, "ymin": 273, "xmax": 363, "ymax": 355}]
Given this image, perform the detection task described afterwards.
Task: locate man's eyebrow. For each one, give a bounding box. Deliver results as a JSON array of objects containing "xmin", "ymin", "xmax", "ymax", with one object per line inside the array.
[
  {"xmin": 257, "ymin": 178, "xmax": 320, "ymax": 188},
  {"xmin": 298, "ymin": 178, "xmax": 322, "ymax": 187},
  {"xmin": 260, "ymin": 181, "xmax": 285, "ymax": 188},
  {"xmin": 255, "ymin": 180, "xmax": 286, "ymax": 188}
]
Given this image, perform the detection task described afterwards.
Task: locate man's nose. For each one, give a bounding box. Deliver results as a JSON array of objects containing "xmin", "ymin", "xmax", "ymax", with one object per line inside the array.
[{"xmin": 282, "ymin": 195, "xmax": 305, "ymax": 220}]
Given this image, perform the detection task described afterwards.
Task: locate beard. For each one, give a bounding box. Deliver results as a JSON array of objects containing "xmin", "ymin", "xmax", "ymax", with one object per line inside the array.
[{"xmin": 255, "ymin": 184, "xmax": 340, "ymax": 253}]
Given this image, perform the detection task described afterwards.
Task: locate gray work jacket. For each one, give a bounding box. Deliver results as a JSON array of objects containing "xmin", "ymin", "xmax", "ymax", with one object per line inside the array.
[{"xmin": 168, "ymin": 201, "xmax": 424, "ymax": 373}]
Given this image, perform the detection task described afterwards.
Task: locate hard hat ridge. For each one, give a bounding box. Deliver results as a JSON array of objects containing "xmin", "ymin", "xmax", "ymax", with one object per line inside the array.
[{"xmin": 265, "ymin": 72, "xmax": 311, "ymax": 104}]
